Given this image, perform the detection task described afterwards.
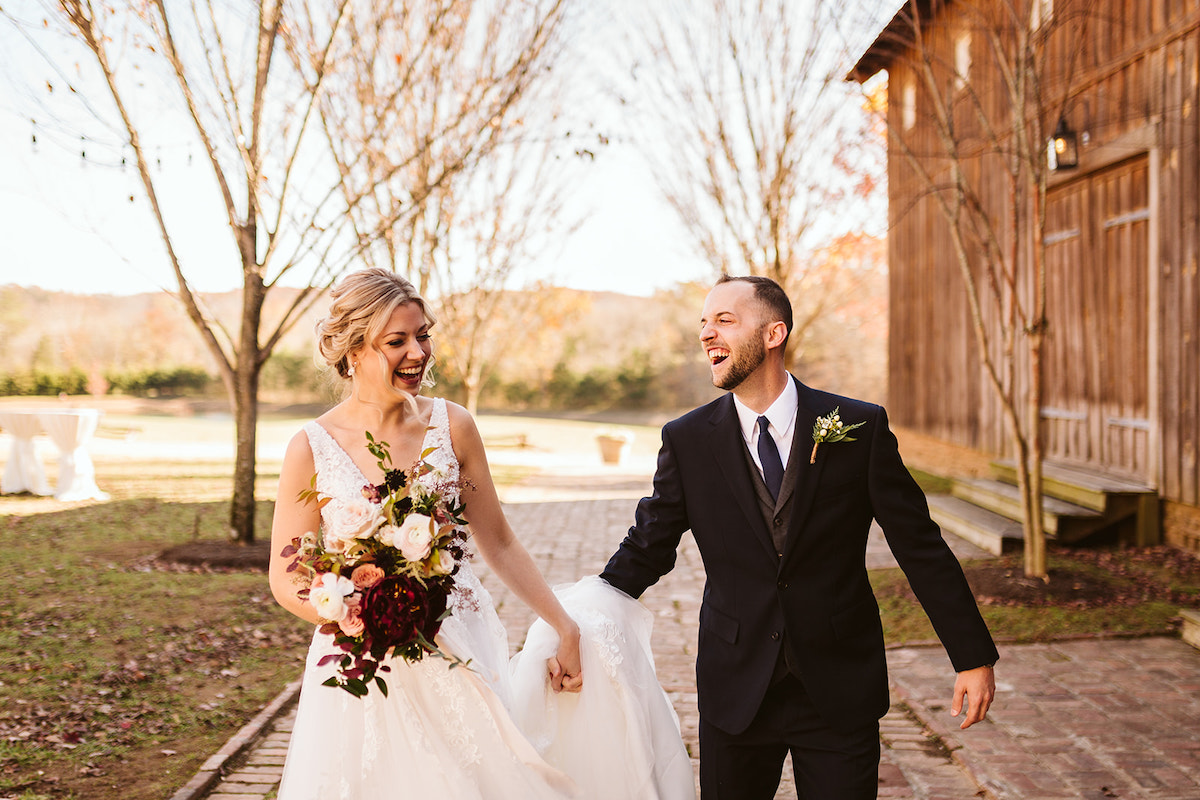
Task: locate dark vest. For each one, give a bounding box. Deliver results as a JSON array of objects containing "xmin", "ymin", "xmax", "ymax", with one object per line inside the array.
[
  {"xmin": 741, "ymin": 418, "xmax": 808, "ymax": 683},
  {"xmin": 740, "ymin": 417, "xmax": 806, "ymax": 555}
]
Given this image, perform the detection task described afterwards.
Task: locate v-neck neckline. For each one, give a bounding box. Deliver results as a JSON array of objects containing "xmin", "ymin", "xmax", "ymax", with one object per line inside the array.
[{"xmin": 311, "ymin": 404, "xmax": 438, "ymax": 488}]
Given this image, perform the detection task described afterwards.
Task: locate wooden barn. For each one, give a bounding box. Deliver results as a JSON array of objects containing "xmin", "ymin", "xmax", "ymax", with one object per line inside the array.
[{"xmin": 851, "ymin": 0, "xmax": 1200, "ymax": 555}]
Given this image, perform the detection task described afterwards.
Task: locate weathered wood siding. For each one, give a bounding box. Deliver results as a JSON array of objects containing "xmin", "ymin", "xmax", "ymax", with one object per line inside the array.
[{"xmin": 883, "ymin": 0, "xmax": 1200, "ymax": 507}]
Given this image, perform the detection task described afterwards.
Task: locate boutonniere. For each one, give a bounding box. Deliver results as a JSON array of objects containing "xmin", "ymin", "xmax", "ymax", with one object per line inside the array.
[{"xmin": 810, "ymin": 407, "xmax": 865, "ymax": 464}]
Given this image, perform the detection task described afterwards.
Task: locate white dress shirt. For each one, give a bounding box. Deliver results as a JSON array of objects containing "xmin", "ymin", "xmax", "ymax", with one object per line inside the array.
[{"xmin": 733, "ymin": 378, "xmax": 798, "ymax": 479}]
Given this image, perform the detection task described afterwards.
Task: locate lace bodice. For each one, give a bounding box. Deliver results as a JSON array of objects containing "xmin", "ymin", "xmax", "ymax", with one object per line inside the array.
[{"xmin": 304, "ymin": 397, "xmax": 458, "ymax": 520}]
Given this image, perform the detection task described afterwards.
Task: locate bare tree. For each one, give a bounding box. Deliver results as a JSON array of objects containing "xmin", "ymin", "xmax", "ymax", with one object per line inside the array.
[
  {"xmin": 299, "ymin": 0, "xmax": 579, "ymax": 414},
  {"xmin": 856, "ymin": 0, "xmax": 1091, "ymax": 579},
  {"xmin": 429, "ymin": 126, "xmax": 584, "ymax": 415},
  {"xmin": 302, "ymin": 0, "xmax": 571, "ymax": 286},
  {"xmin": 617, "ymin": 0, "xmax": 882, "ymax": 365},
  {"xmin": 30, "ymin": 0, "xmax": 567, "ymax": 543}
]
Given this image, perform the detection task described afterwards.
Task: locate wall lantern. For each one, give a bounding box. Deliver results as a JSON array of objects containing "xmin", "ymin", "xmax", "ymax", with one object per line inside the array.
[{"xmin": 1047, "ymin": 118, "xmax": 1079, "ymax": 171}]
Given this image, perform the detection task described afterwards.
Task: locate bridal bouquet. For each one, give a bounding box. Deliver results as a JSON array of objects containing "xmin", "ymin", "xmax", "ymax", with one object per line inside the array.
[{"xmin": 281, "ymin": 431, "xmax": 471, "ymax": 697}]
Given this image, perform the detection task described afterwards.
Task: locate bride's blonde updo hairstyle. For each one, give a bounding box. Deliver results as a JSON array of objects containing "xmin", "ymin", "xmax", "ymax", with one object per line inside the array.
[{"xmin": 316, "ymin": 268, "xmax": 436, "ymax": 388}]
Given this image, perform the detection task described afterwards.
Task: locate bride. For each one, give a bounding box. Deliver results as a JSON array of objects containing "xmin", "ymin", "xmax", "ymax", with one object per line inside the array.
[{"xmin": 268, "ymin": 268, "xmax": 694, "ymax": 799}]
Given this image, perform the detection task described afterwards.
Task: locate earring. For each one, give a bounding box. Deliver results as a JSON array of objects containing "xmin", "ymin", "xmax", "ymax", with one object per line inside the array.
[{"xmin": 348, "ymin": 362, "xmax": 356, "ymax": 377}]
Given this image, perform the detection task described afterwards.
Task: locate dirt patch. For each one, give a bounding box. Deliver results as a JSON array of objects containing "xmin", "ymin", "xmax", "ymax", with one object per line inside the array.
[
  {"xmin": 963, "ymin": 562, "xmax": 1130, "ymax": 608},
  {"xmin": 157, "ymin": 540, "xmax": 273, "ymax": 571},
  {"xmin": 879, "ymin": 545, "xmax": 1200, "ymax": 610}
]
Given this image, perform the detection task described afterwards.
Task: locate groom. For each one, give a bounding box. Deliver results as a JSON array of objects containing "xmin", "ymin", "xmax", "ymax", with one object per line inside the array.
[{"xmin": 600, "ymin": 275, "xmax": 998, "ymax": 799}]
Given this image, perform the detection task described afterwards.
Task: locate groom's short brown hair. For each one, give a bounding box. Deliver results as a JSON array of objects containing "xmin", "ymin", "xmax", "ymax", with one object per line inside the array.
[{"xmin": 716, "ymin": 274, "xmax": 793, "ymax": 347}]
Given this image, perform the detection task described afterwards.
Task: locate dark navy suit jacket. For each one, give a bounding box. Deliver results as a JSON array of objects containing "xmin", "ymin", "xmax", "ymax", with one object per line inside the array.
[{"xmin": 600, "ymin": 377, "xmax": 999, "ymax": 734}]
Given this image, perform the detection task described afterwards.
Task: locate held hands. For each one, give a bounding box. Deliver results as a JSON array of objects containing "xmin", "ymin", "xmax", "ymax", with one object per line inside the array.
[
  {"xmin": 547, "ymin": 623, "xmax": 583, "ymax": 693},
  {"xmin": 952, "ymin": 664, "xmax": 996, "ymax": 729}
]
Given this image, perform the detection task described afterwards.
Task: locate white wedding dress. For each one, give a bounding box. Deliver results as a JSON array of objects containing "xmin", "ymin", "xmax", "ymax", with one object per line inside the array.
[{"xmin": 277, "ymin": 399, "xmax": 695, "ymax": 799}]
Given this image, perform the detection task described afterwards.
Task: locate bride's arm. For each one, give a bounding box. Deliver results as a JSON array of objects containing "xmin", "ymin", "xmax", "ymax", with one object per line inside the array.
[
  {"xmin": 269, "ymin": 430, "xmax": 324, "ymax": 626},
  {"xmin": 449, "ymin": 403, "xmax": 583, "ymax": 692}
]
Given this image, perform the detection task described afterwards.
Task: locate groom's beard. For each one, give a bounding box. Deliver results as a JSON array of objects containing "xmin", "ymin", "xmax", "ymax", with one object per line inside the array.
[{"xmin": 713, "ymin": 334, "xmax": 767, "ymax": 391}]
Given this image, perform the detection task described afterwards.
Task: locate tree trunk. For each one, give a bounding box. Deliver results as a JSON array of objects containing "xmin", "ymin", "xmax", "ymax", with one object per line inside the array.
[
  {"xmin": 465, "ymin": 361, "xmax": 482, "ymax": 417},
  {"xmin": 1027, "ymin": 329, "xmax": 1047, "ymax": 579},
  {"xmin": 230, "ymin": 268, "xmax": 266, "ymax": 544},
  {"xmin": 230, "ymin": 360, "xmax": 260, "ymax": 544},
  {"xmin": 1026, "ymin": 180, "xmax": 1049, "ymax": 580}
]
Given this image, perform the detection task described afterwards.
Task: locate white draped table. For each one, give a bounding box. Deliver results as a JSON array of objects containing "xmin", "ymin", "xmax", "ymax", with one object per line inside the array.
[
  {"xmin": 0, "ymin": 409, "xmax": 109, "ymax": 501},
  {"xmin": 0, "ymin": 410, "xmax": 51, "ymax": 495}
]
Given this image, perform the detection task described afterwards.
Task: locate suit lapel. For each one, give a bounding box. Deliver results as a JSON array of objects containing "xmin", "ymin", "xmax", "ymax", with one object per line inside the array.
[
  {"xmin": 781, "ymin": 378, "xmax": 829, "ymax": 568},
  {"xmin": 707, "ymin": 395, "xmax": 779, "ymax": 563}
]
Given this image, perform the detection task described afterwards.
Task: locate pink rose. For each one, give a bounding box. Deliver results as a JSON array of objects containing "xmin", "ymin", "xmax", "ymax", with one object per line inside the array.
[
  {"xmin": 327, "ymin": 497, "xmax": 386, "ymax": 545},
  {"xmin": 396, "ymin": 513, "xmax": 435, "ymax": 562},
  {"xmin": 351, "ymin": 563, "xmax": 385, "ymax": 590},
  {"xmin": 338, "ymin": 606, "xmax": 365, "ymax": 637}
]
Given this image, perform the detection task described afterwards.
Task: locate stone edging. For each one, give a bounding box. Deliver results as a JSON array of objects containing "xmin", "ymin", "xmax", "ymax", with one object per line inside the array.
[
  {"xmin": 168, "ymin": 679, "xmax": 302, "ymax": 800},
  {"xmin": 887, "ymin": 680, "xmax": 998, "ymax": 800}
]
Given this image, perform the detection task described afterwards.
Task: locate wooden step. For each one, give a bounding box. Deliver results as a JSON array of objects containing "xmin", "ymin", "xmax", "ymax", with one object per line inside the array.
[
  {"xmin": 1182, "ymin": 609, "xmax": 1200, "ymax": 652},
  {"xmin": 988, "ymin": 461, "xmax": 1159, "ymax": 545},
  {"xmin": 927, "ymin": 494, "xmax": 1023, "ymax": 556},
  {"xmin": 951, "ymin": 478, "xmax": 1105, "ymax": 542},
  {"xmin": 990, "ymin": 460, "xmax": 1153, "ymax": 512}
]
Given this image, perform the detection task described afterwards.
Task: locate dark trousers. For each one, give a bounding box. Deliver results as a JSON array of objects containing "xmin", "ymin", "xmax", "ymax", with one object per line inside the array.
[{"xmin": 698, "ymin": 674, "xmax": 880, "ymax": 800}]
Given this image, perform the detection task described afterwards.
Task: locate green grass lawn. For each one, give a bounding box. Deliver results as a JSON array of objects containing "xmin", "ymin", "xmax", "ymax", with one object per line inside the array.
[{"xmin": 0, "ymin": 490, "xmax": 303, "ymax": 800}]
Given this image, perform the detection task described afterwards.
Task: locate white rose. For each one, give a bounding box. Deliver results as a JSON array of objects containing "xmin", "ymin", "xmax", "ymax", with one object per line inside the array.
[
  {"xmin": 430, "ymin": 548, "xmax": 455, "ymax": 576},
  {"xmin": 309, "ymin": 573, "xmax": 355, "ymax": 621},
  {"xmin": 327, "ymin": 497, "xmax": 385, "ymax": 543},
  {"xmin": 376, "ymin": 524, "xmax": 401, "ymax": 548},
  {"xmin": 396, "ymin": 513, "xmax": 435, "ymax": 562}
]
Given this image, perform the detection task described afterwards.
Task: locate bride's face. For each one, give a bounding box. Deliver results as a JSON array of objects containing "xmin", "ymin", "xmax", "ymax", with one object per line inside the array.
[{"xmin": 353, "ymin": 302, "xmax": 432, "ymax": 396}]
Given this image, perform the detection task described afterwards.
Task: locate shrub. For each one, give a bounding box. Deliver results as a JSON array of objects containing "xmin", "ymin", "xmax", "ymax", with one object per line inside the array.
[
  {"xmin": 0, "ymin": 368, "xmax": 88, "ymax": 396},
  {"xmin": 105, "ymin": 366, "xmax": 213, "ymax": 397}
]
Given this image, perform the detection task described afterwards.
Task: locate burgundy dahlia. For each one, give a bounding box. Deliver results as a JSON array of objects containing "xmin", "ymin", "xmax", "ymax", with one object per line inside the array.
[{"xmin": 360, "ymin": 574, "xmax": 449, "ymax": 654}]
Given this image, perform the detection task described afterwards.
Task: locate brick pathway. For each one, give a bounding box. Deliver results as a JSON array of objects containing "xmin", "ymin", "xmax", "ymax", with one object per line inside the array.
[
  {"xmin": 890, "ymin": 639, "xmax": 1200, "ymax": 799},
  {"xmin": 191, "ymin": 458, "xmax": 1200, "ymax": 800}
]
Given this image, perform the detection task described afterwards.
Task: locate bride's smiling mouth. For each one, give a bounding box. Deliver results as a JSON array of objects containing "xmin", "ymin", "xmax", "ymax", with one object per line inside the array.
[{"xmin": 394, "ymin": 364, "xmax": 424, "ymax": 382}]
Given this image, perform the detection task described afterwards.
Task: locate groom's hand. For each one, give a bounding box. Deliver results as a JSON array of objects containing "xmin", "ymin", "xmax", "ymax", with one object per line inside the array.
[{"xmin": 952, "ymin": 664, "xmax": 996, "ymax": 729}]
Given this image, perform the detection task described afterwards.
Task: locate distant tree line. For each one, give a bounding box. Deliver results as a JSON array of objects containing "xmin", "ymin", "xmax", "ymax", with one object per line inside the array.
[
  {"xmin": 438, "ymin": 355, "xmax": 714, "ymax": 413},
  {"xmin": 0, "ymin": 366, "xmax": 211, "ymax": 398},
  {"xmin": 0, "ymin": 351, "xmax": 718, "ymax": 413}
]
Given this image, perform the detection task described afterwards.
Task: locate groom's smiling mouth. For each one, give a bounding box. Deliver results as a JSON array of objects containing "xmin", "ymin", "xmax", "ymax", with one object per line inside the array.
[{"xmin": 707, "ymin": 348, "xmax": 730, "ymax": 365}]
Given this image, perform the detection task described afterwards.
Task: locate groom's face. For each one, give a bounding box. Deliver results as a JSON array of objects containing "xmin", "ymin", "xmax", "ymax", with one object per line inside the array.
[{"xmin": 700, "ymin": 282, "xmax": 769, "ymax": 391}]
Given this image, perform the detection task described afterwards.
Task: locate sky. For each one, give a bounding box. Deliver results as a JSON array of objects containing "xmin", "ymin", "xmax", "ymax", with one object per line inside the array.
[
  {"xmin": 0, "ymin": 1, "xmax": 896, "ymax": 300},
  {"xmin": 0, "ymin": 3, "xmax": 708, "ymax": 299}
]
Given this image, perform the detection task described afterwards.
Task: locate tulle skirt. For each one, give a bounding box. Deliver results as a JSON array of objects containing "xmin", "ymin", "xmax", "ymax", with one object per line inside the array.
[{"xmin": 277, "ymin": 576, "xmax": 695, "ymax": 800}]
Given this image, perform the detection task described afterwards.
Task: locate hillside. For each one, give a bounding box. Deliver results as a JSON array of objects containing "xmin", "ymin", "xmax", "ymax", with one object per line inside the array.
[
  {"xmin": 0, "ymin": 277, "xmax": 886, "ymax": 409},
  {"xmin": 0, "ymin": 285, "xmax": 321, "ymax": 373}
]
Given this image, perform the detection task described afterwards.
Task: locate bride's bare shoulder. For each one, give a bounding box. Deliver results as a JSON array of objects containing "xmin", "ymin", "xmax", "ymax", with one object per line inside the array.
[
  {"xmin": 442, "ymin": 399, "xmax": 477, "ymax": 429},
  {"xmin": 441, "ymin": 400, "xmax": 485, "ymax": 449}
]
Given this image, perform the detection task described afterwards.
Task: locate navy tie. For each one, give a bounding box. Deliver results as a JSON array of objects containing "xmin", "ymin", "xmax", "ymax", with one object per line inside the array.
[{"xmin": 757, "ymin": 415, "xmax": 784, "ymax": 502}]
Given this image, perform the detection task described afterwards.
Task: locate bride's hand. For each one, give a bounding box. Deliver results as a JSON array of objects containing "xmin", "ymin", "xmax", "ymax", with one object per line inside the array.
[{"xmin": 547, "ymin": 623, "xmax": 583, "ymax": 693}]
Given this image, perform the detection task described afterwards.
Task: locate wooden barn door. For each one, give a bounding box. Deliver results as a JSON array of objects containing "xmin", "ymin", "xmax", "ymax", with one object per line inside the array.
[{"xmin": 1042, "ymin": 156, "xmax": 1152, "ymax": 480}]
